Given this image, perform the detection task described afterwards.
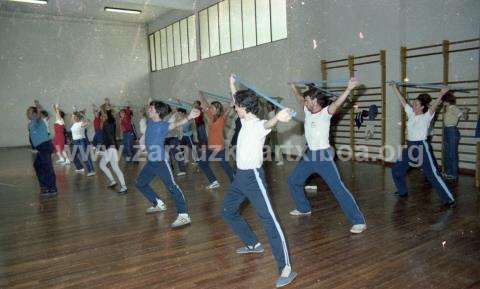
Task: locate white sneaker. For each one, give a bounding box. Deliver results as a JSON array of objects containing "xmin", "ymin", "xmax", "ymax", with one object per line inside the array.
[
  {"xmin": 108, "ymin": 181, "xmax": 117, "ymax": 188},
  {"xmin": 289, "ymin": 209, "xmax": 312, "ymax": 216},
  {"xmin": 75, "ymin": 168, "xmax": 85, "ymax": 173},
  {"xmin": 276, "ymin": 161, "xmax": 284, "ymax": 166},
  {"xmin": 56, "ymin": 159, "xmax": 65, "ymax": 164},
  {"xmin": 171, "ymin": 213, "xmax": 191, "ymax": 228},
  {"xmin": 206, "ymin": 181, "xmax": 220, "ymax": 189},
  {"xmin": 87, "ymin": 172, "xmax": 96, "ymax": 177},
  {"xmin": 177, "ymin": 171, "xmax": 186, "ymax": 176},
  {"xmin": 63, "ymin": 160, "xmax": 71, "ymax": 165},
  {"xmin": 146, "ymin": 200, "xmax": 166, "ymax": 213},
  {"xmin": 350, "ymin": 224, "xmax": 367, "ymax": 234}
]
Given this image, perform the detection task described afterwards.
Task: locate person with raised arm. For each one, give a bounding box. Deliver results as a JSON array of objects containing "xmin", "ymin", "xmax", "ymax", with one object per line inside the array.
[
  {"xmin": 135, "ymin": 100, "xmax": 200, "ymax": 228},
  {"xmin": 70, "ymin": 111, "xmax": 95, "ymax": 176},
  {"xmin": 52, "ymin": 104, "xmax": 70, "ymax": 165},
  {"xmin": 287, "ymin": 78, "xmax": 367, "ymax": 234},
  {"xmin": 27, "ymin": 104, "xmax": 57, "ymax": 197},
  {"xmin": 221, "ymin": 74, "xmax": 297, "ymax": 288},
  {"xmin": 98, "ymin": 107, "xmax": 127, "ymax": 194},
  {"xmin": 390, "ymin": 83, "xmax": 455, "ymax": 206},
  {"xmin": 196, "ymin": 91, "xmax": 235, "ymax": 189}
]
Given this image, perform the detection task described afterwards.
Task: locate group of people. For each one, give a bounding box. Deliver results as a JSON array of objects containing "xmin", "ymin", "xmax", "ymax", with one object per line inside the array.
[{"xmin": 26, "ymin": 74, "xmax": 463, "ymax": 287}]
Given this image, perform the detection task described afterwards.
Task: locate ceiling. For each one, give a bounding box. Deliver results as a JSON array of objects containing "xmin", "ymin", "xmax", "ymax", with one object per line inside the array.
[{"xmin": 0, "ymin": 0, "xmax": 194, "ymax": 23}]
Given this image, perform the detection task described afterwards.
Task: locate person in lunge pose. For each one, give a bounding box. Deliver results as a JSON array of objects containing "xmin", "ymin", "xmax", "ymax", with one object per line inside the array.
[
  {"xmin": 197, "ymin": 91, "xmax": 235, "ymax": 189},
  {"xmin": 135, "ymin": 100, "xmax": 200, "ymax": 228},
  {"xmin": 221, "ymin": 75, "xmax": 297, "ymax": 288},
  {"xmin": 71, "ymin": 111, "xmax": 95, "ymax": 176},
  {"xmin": 390, "ymin": 83, "xmax": 455, "ymax": 206},
  {"xmin": 287, "ymin": 78, "xmax": 367, "ymax": 234},
  {"xmin": 99, "ymin": 107, "xmax": 127, "ymax": 194}
]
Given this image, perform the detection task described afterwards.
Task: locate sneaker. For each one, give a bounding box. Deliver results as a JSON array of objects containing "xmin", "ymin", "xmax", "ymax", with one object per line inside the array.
[
  {"xmin": 63, "ymin": 160, "xmax": 71, "ymax": 165},
  {"xmin": 206, "ymin": 181, "xmax": 220, "ymax": 189},
  {"xmin": 75, "ymin": 168, "xmax": 85, "ymax": 173},
  {"xmin": 118, "ymin": 187, "xmax": 128, "ymax": 195},
  {"xmin": 444, "ymin": 200, "xmax": 456, "ymax": 208},
  {"xmin": 276, "ymin": 161, "xmax": 284, "ymax": 166},
  {"xmin": 350, "ymin": 224, "xmax": 367, "ymax": 234},
  {"xmin": 276, "ymin": 267, "xmax": 297, "ymax": 288},
  {"xmin": 443, "ymin": 174, "xmax": 457, "ymax": 180},
  {"xmin": 289, "ymin": 209, "xmax": 312, "ymax": 216},
  {"xmin": 87, "ymin": 172, "xmax": 96, "ymax": 177},
  {"xmin": 146, "ymin": 200, "xmax": 166, "ymax": 213},
  {"xmin": 108, "ymin": 181, "xmax": 117, "ymax": 188},
  {"xmin": 236, "ymin": 243, "xmax": 264, "ymax": 254},
  {"xmin": 56, "ymin": 159, "xmax": 65, "ymax": 164},
  {"xmin": 393, "ymin": 191, "xmax": 408, "ymax": 198},
  {"xmin": 40, "ymin": 189, "xmax": 58, "ymax": 198},
  {"xmin": 171, "ymin": 213, "xmax": 191, "ymax": 228},
  {"xmin": 177, "ymin": 171, "xmax": 186, "ymax": 176}
]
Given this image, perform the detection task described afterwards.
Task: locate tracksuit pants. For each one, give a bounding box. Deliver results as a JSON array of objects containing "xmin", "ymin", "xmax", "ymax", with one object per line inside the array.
[
  {"xmin": 198, "ymin": 148, "xmax": 235, "ymax": 184},
  {"xmin": 135, "ymin": 160, "xmax": 187, "ymax": 214},
  {"xmin": 221, "ymin": 167, "xmax": 291, "ymax": 273},
  {"xmin": 392, "ymin": 140, "xmax": 455, "ymax": 204},
  {"xmin": 33, "ymin": 140, "xmax": 57, "ymax": 192},
  {"xmin": 288, "ymin": 148, "xmax": 366, "ymax": 225}
]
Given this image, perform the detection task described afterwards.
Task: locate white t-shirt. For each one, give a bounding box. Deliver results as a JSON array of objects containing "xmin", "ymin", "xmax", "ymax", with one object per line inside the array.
[
  {"xmin": 165, "ymin": 113, "xmax": 179, "ymax": 138},
  {"xmin": 236, "ymin": 117, "xmax": 271, "ymax": 170},
  {"xmin": 304, "ymin": 106, "xmax": 332, "ymax": 150},
  {"xmin": 405, "ymin": 105, "xmax": 434, "ymax": 141},
  {"xmin": 71, "ymin": 122, "xmax": 86, "ymax": 140},
  {"xmin": 139, "ymin": 117, "xmax": 147, "ymax": 135}
]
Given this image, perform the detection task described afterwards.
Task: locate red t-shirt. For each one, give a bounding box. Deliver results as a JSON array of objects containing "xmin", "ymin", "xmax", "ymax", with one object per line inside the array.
[
  {"xmin": 121, "ymin": 107, "xmax": 133, "ymax": 133},
  {"xmin": 195, "ymin": 108, "xmax": 204, "ymax": 125},
  {"xmin": 93, "ymin": 116, "xmax": 102, "ymax": 132}
]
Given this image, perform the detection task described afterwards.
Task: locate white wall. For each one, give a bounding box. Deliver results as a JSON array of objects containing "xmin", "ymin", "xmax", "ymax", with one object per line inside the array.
[
  {"xmin": 0, "ymin": 13, "xmax": 151, "ymax": 147},
  {"xmin": 147, "ymin": 0, "xmax": 480, "ymax": 161}
]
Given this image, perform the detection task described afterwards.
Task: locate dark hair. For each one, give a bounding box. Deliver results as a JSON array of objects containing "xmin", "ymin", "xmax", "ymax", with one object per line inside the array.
[
  {"xmin": 194, "ymin": 100, "xmax": 201, "ymax": 106},
  {"xmin": 417, "ymin": 93, "xmax": 432, "ymax": 113},
  {"xmin": 59, "ymin": 110, "xmax": 65, "ymax": 119},
  {"xmin": 73, "ymin": 111, "xmax": 84, "ymax": 121},
  {"xmin": 177, "ymin": 108, "xmax": 187, "ymax": 114},
  {"xmin": 303, "ymin": 84, "xmax": 331, "ymax": 108},
  {"xmin": 28, "ymin": 106, "xmax": 38, "ymax": 114},
  {"xmin": 442, "ymin": 91, "xmax": 456, "ymax": 105},
  {"xmin": 40, "ymin": 110, "xmax": 49, "ymax": 118},
  {"xmin": 211, "ymin": 101, "xmax": 224, "ymax": 121},
  {"xmin": 234, "ymin": 89, "xmax": 259, "ymax": 115},
  {"xmin": 266, "ymin": 102, "xmax": 276, "ymax": 111},
  {"xmin": 149, "ymin": 100, "xmax": 170, "ymax": 119}
]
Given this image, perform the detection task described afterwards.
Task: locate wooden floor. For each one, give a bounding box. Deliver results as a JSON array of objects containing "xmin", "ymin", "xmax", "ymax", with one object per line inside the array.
[{"xmin": 0, "ymin": 148, "xmax": 479, "ymax": 289}]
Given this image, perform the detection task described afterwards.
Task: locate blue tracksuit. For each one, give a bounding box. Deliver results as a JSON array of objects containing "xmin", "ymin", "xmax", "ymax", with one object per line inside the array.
[
  {"xmin": 135, "ymin": 119, "xmax": 188, "ymax": 213},
  {"xmin": 288, "ymin": 148, "xmax": 366, "ymax": 225},
  {"xmin": 136, "ymin": 160, "xmax": 187, "ymax": 213},
  {"xmin": 392, "ymin": 140, "xmax": 454, "ymax": 203},
  {"xmin": 198, "ymin": 148, "xmax": 235, "ymax": 183},
  {"xmin": 221, "ymin": 168, "xmax": 291, "ymax": 272}
]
